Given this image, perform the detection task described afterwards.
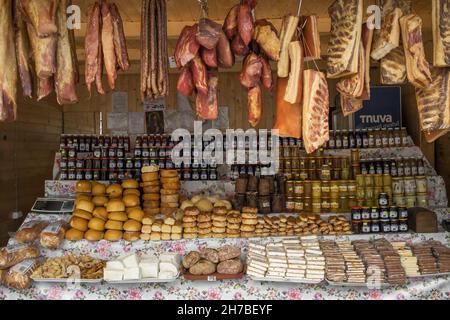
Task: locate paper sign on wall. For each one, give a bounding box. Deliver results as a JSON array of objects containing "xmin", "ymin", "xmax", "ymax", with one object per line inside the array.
[
  {"xmin": 112, "ymin": 92, "xmax": 128, "ymax": 113},
  {"xmin": 107, "ymin": 112, "xmax": 128, "ymax": 130},
  {"xmin": 128, "ymin": 112, "xmax": 145, "ymax": 134},
  {"xmin": 144, "ymin": 97, "xmax": 166, "ymax": 112}
]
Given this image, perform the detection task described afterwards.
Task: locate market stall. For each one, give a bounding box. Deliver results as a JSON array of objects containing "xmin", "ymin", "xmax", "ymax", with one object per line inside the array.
[{"xmin": 1, "ymin": 0, "xmax": 450, "ymax": 301}]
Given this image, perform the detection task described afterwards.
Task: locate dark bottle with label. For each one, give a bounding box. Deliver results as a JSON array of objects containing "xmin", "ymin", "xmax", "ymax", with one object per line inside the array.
[
  {"xmin": 390, "ymin": 158, "xmax": 398, "ymax": 177},
  {"xmin": 368, "ymin": 160, "xmax": 376, "ymax": 175},
  {"xmin": 335, "ymin": 130, "xmax": 342, "ymax": 149},
  {"xmin": 383, "ymin": 161, "xmax": 391, "ymax": 175},
  {"xmin": 362, "ymin": 129, "xmax": 369, "ymax": 148},
  {"xmin": 361, "ymin": 161, "xmax": 368, "ymax": 175},
  {"xmin": 418, "ymin": 158, "xmax": 425, "ymax": 175},
  {"xmin": 342, "ymin": 130, "xmax": 349, "ymax": 149},
  {"xmin": 376, "ymin": 159, "xmax": 383, "ymax": 175},
  {"xmin": 328, "ymin": 131, "xmax": 336, "ymax": 149},
  {"xmin": 404, "ymin": 158, "xmax": 412, "ymax": 176},
  {"xmin": 349, "ymin": 131, "xmax": 356, "ymax": 149},
  {"xmin": 397, "ymin": 158, "xmax": 404, "ymax": 177},
  {"xmin": 368, "ymin": 129, "xmax": 375, "ymax": 148},
  {"xmin": 411, "ymin": 158, "xmax": 418, "ymax": 176}
]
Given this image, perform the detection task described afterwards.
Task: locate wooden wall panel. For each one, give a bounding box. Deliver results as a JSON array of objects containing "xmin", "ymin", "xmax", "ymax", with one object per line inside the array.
[{"xmin": 0, "ymin": 94, "xmax": 62, "ymax": 245}]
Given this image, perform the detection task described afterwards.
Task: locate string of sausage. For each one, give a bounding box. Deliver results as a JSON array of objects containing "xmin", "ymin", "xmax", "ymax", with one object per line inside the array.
[{"xmin": 140, "ymin": 0, "xmax": 149, "ymax": 100}]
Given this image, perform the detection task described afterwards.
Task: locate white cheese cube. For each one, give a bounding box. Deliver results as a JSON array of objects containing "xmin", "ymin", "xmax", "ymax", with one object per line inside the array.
[
  {"xmin": 123, "ymin": 267, "xmax": 141, "ymax": 280},
  {"xmin": 159, "ymin": 262, "xmax": 178, "ymax": 277},
  {"xmin": 106, "ymin": 260, "xmax": 124, "ymax": 270},
  {"xmin": 120, "ymin": 254, "xmax": 139, "ymax": 268},
  {"xmin": 159, "ymin": 253, "xmax": 181, "ymax": 266},
  {"xmin": 104, "ymin": 269, "xmax": 124, "ymax": 281},
  {"xmin": 140, "ymin": 261, "xmax": 159, "ymax": 278}
]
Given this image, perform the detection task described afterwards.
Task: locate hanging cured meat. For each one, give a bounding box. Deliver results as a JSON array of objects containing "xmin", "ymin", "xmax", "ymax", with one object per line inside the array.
[
  {"xmin": 27, "ymin": 23, "xmax": 57, "ymax": 79},
  {"xmin": 277, "ymin": 15, "xmax": 299, "ymax": 78},
  {"xmin": 326, "ymin": 0, "xmax": 363, "ymax": 79},
  {"xmin": 238, "ymin": 3, "xmax": 253, "ymax": 46},
  {"xmin": 340, "ymin": 95, "xmax": 363, "ymax": 117},
  {"xmin": 239, "ymin": 53, "xmax": 262, "ymax": 89},
  {"xmin": 336, "ymin": 42, "xmax": 365, "ymax": 98},
  {"xmin": 19, "ymin": 0, "xmax": 58, "ymax": 37},
  {"xmin": 85, "ymin": 3, "xmax": 101, "ymax": 95},
  {"xmin": 231, "ymin": 34, "xmax": 249, "ymax": 56},
  {"xmin": 37, "ymin": 77, "xmax": 54, "ymax": 101},
  {"xmin": 101, "ymin": 2, "xmax": 117, "ymax": 90},
  {"xmin": 223, "ymin": 5, "xmax": 239, "ymax": 40},
  {"xmin": 141, "ymin": 0, "xmax": 169, "ymax": 100},
  {"xmin": 284, "ymin": 41, "xmax": 304, "ymax": 104},
  {"xmin": 216, "ymin": 31, "xmax": 234, "ymax": 68},
  {"xmin": 110, "ymin": 3, "xmax": 130, "ymax": 71},
  {"xmin": 299, "ymin": 15, "xmax": 321, "ymax": 61},
  {"xmin": 196, "ymin": 73, "xmax": 219, "ymax": 120},
  {"xmin": 196, "ymin": 18, "xmax": 221, "ymax": 50},
  {"xmin": 400, "ymin": 14, "xmax": 432, "ymax": 88},
  {"xmin": 14, "ymin": 2, "xmax": 33, "ymax": 98},
  {"xmin": 260, "ymin": 55, "xmax": 272, "ymax": 91},
  {"xmin": 177, "ymin": 65, "xmax": 195, "ymax": 97},
  {"xmin": 302, "ymin": 70, "xmax": 330, "ymax": 154},
  {"xmin": 174, "ymin": 25, "xmax": 200, "ymax": 68},
  {"xmin": 381, "ymin": 47, "xmax": 407, "ymax": 84},
  {"xmin": 273, "ymin": 78, "xmax": 302, "ymax": 139},
  {"xmin": 55, "ymin": 0, "xmax": 78, "ymax": 105},
  {"xmin": 254, "ymin": 19, "xmax": 280, "ymax": 61},
  {"xmin": 424, "ymin": 129, "xmax": 450, "ymax": 143},
  {"xmin": 432, "ymin": 0, "xmax": 450, "ymax": 67},
  {"xmin": 415, "ymin": 68, "xmax": 450, "ymax": 133},
  {"xmin": 371, "ymin": 8, "xmax": 402, "ymax": 60},
  {"xmin": 248, "ymin": 85, "xmax": 262, "ymax": 127},
  {"xmin": 190, "ymin": 55, "xmax": 208, "ymax": 95},
  {"xmin": 201, "ymin": 47, "xmax": 218, "ymax": 68},
  {"xmin": 0, "ymin": 0, "xmax": 18, "ymax": 122}
]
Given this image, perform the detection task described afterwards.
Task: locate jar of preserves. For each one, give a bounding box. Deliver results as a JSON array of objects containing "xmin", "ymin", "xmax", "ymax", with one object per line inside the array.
[
  {"xmin": 351, "ymin": 207, "xmax": 362, "ymax": 220},
  {"xmin": 339, "ymin": 196, "xmax": 349, "ymax": 212},
  {"xmin": 392, "ymin": 178, "xmax": 404, "ymax": 195},
  {"xmin": 398, "ymin": 207, "xmax": 408, "ymax": 219},
  {"xmin": 312, "ymin": 201, "xmax": 322, "ymax": 214},
  {"xmin": 381, "ymin": 220, "xmax": 391, "ymax": 233},
  {"xmin": 368, "ymin": 129, "xmax": 375, "ymax": 148},
  {"xmin": 60, "ymin": 158, "xmax": 68, "ymax": 169},
  {"xmin": 405, "ymin": 196, "xmax": 416, "ymax": 208},
  {"xmin": 321, "ymin": 181, "xmax": 331, "ymax": 197},
  {"xmin": 394, "ymin": 128, "xmax": 402, "ymax": 147},
  {"xmin": 415, "ymin": 176, "xmax": 427, "ymax": 193},
  {"xmin": 417, "ymin": 158, "xmax": 426, "ymax": 175},
  {"xmin": 399, "ymin": 219, "xmax": 408, "ymax": 232},
  {"xmin": 328, "ymin": 131, "xmax": 336, "ymax": 149},
  {"xmin": 85, "ymin": 158, "xmax": 93, "ymax": 170},
  {"xmin": 352, "ymin": 220, "xmax": 362, "ymax": 234},
  {"xmin": 330, "ymin": 200, "xmax": 339, "ymax": 213},
  {"xmin": 371, "ymin": 220, "xmax": 380, "ymax": 233},
  {"xmin": 388, "ymin": 128, "xmax": 395, "ymax": 147},
  {"xmin": 321, "ymin": 198, "xmax": 331, "ymax": 212},
  {"xmin": 60, "ymin": 169, "xmax": 68, "ymax": 180},
  {"xmin": 378, "ymin": 193, "xmax": 389, "ymax": 207},
  {"xmin": 182, "ymin": 169, "xmax": 192, "ymax": 180},
  {"xmin": 117, "ymin": 170, "xmax": 125, "ymax": 180},
  {"xmin": 393, "ymin": 195, "xmax": 406, "ymax": 207},
  {"xmin": 303, "ymin": 197, "xmax": 312, "ymax": 212},
  {"xmin": 356, "ymin": 187, "xmax": 365, "ymax": 200},
  {"xmin": 361, "ymin": 221, "xmax": 371, "ymax": 234},
  {"xmin": 93, "ymin": 170, "xmax": 100, "ymax": 181},
  {"xmin": 342, "ymin": 130, "xmax": 349, "ymax": 149},
  {"xmin": 294, "ymin": 181, "xmax": 304, "ymax": 195},
  {"xmin": 294, "ymin": 197, "xmax": 304, "ymax": 212},
  {"xmin": 134, "ymin": 158, "xmax": 142, "ymax": 170},
  {"xmin": 390, "ymin": 159, "xmax": 398, "ymax": 177},
  {"xmin": 335, "ymin": 130, "xmax": 342, "ymax": 149},
  {"xmin": 312, "ymin": 181, "xmax": 322, "ymax": 198},
  {"xmin": 109, "ymin": 158, "xmax": 117, "ymax": 169},
  {"xmin": 338, "ymin": 181, "xmax": 348, "ymax": 195},
  {"xmin": 108, "ymin": 170, "xmax": 118, "ymax": 181},
  {"xmin": 416, "ymin": 193, "xmax": 428, "ymax": 207},
  {"xmin": 76, "ymin": 169, "xmax": 84, "ymax": 180},
  {"xmin": 404, "ymin": 177, "xmax": 416, "ymax": 195},
  {"xmin": 365, "ymin": 175, "xmax": 374, "ymax": 187},
  {"xmin": 390, "ymin": 220, "xmax": 399, "ymax": 233},
  {"xmin": 348, "ymin": 196, "xmax": 357, "ymax": 208},
  {"xmin": 380, "ymin": 208, "xmax": 389, "ymax": 219},
  {"xmin": 383, "ymin": 174, "xmax": 392, "ymax": 187},
  {"xmin": 68, "ymin": 169, "xmax": 76, "ymax": 180}
]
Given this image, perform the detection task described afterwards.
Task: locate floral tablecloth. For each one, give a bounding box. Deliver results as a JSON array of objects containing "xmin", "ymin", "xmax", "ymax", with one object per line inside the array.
[{"xmin": 1, "ymin": 213, "xmax": 450, "ymax": 300}]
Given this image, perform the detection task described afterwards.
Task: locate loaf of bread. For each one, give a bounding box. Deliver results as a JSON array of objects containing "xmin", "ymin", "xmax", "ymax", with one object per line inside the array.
[
  {"xmin": 40, "ymin": 222, "xmax": 67, "ymax": 250},
  {"xmin": 15, "ymin": 221, "xmax": 48, "ymax": 244},
  {"xmin": 218, "ymin": 245, "xmax": 241, "ymax": 261},
  {"xmin": 189, "ymin": 260, "xmax": 216, "ymax": 275},
  {"xmin": 4, "ymin": 259, "xmax": 38, "ymax": 289},
  {"xmin": 217, "ymin": 259, "xmax": 243, "ymax": 274},
  {"xmin": 0, "ymin": 244, "xmax": 40, "ymax": 269},
  {"xmin": 182, "ymin": 251, "xmax": 201, "ymax": 269}
]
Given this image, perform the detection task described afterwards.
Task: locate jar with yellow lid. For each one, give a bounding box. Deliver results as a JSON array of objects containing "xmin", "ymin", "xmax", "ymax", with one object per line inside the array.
[
  {"xmin": 416, "ymin": 193, "xmax": 428, "ymax": 207},
  {"xmin": 415, "ymin": 176, "xmax": 427, "ymax": 193},
  {"xmin": 286, "ymin": 197, "xmax": 295, "ymax": 212},
  {"xmin": 294, "ymin": 181, "xmax": 304, "ymax": 195},
  {"xmin": 286, "ymin": 180, "xmax": 295, "ymax": 196},
  {"xmin": 294, "ymin": 197, "xmax": 304, "ymax": 212}
]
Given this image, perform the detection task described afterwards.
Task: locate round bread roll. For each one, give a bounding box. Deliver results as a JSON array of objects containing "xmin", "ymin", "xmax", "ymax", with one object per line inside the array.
[
  {"xmin": 143, "ymin": 207, "xmax": 160, "ymax": 215},
  {"xmin": 122, "ymin": 179, "xmax": 139, "ymax": 189},
  {"xmin": 160, "ymin": 189, "xmax": 178, "ymax": 195},
  {"xmin": 141, "ymin": 165, "xmax": 159, "ymax": 173},
  {"xmin": 105, "ymin": 220, "xmax": 123, "ymax": 231},
  {"xmin": 88, "ymin": 217, "xmax": 106, "ymax": 231},
  {"xmin": 240, "ymin": 231, "xmax": 255, "ymax": 238},
  {"xmin": 92, "ymin": 182, "xmax": 106, "ymax": 196},
  {"xmin": 75, "ymin": 194, "xmax": 91, "ymax": 205},
  {"xmin": 184, "ymin": 206, "xmax": 200, "ymax": 216},
  {"xmin": 227, "ymin": 233, "xmax": 240, "ymax": 238},
  {"xmin": 212, "ymin": 214, "xmax": 227, "ymax": 222},
  {"xmin": 198, "ymin": 228, "xmax": 211, "ymax": 235},
  {"xmin": 127, "ymin": 208, "xmax": 144, "ymax": 222},
  {"xmin": 197, "ymin": 221, "xmax": 212, "ymax": 229},
  {"xmin": 161, "ymin": 207, "xmax": 177, "ymax": 217},
  {"xmin": 195, "ymin": 199, "xmax": 213, "ymax": 212},
  {"xmin": 123, "ymin": 219, "xmax": 142, "ymax": 232},
  {"xmin": 226, "ymin": 228, "xmax": 240, "ymax": 235},
  {"xmin": 160, "ymin": 169, "xmax": 178, "ymax": 178},
  {"xmin": 143, "ymin": 187, "xmax": 160, "ymax": 194},
  {"xmin": 227, "ymin": 223, "xmax": 240, "ymax": 230},
  {"xmin": 213, "ymin": 206, "xmax": 228, "ymax": 215},
  {"xmin": 180, "ymin": 200, "xmax": 194, "ymax": 210},
  {"xmin": 104, "ymin": 230, "xmax": 123, "ymax": 241},
  {"xmin": 142, "ymin": 193, "xmax": 160, "ymax": 201},
  {"xmin": 161, "ymin": 194, "xmax": 179, "ymax": 203},
  {"xmin": 123, "ymin": 189, "xmax": 140, "ymax": 197},
  {"xmin": 227, "ymin": 214, "xmax": 241, "ymax": 224},
  {"xmin": 125, "ymin": 206, "xmax": 141, "ymax": 213},
  {"xmin": 106, "ymin": 184, "xmax": 123, "ymax": 198},
  {"xmin": 184, "ymin": 227, "xmax": 198, "ymax": 233},
  {"xmin": 182, "ymin": 222, "xmax": 197, "ymax": 228},
  {"xmin": 242, "ymin": 207, "xmax": 258, "ymax": 214},
  {"xmin": 123, "ymin": 194, "xmax": 140, "ymax": 208},
  {"xmin": 198, "ymin": 233, "xmax": 212, "ymax": 239},
  {"xmin": 197, "ymin": 214, "xmax": 211, "ymax": 223},
  {"xmin": 242, "ymin": 218, "xmax": 258, "ymax": 225},
  {"xmin": 108, "ymin": 211, "xmax": 128, "ymax": 222},
  {"xmin": 161, "ymin": 177, "xmax": 180, "ymax": 184},
  {"xmin": 141, "ymin": 180, "xmax": 160, "ymax": 187},
  {"xmin": 65, "ymin": 228, "xmax": 84, "ymax": 241},
  {"xmin": 242, "ymin": 212, "xmax": 257, "ymax": 219},
  {"xmin": 84, "ymin": 229, "xmax": 104, "ymax": 241},
  {"xmin": 143, "ymin": 200, "xmax": 160, "ymax": 209},
  {"xmin": 182, "ymin": 216, "xmax": 197, "ymax": 223},
  {"xmin": 75, "ymin": 180, "xmax": 92, "ymax": 193},
  {"xmin": 162, "ymin": 182, "xmax": 180, "ymax": 190},
  {"xmin": 106, "ymin": 199, "xmax": 126, "ymax": 212},
  {"xmin": 240, "ymin": 224, "xmax": 255, "ymax": 232},
  {"xmin": 73, "ymin": 209, "xmax": 92, "ymax": 220},
  {"xmin": 92, "ymin": 196, "xmax": 108, "ymax": 207},
  {"xmin": 93, "ymin": 207, "xmax": 108, "ymax": 221},
  {"xmin": 142, "ymin": 172, "xmax": 159, "ymax": 182},
  {"xmin": 160, "ymin": 202, "xmax": 179, "ymax": 209},
  {"xmin": 123, "ymin": 231, "xmax": 140, "ymax": 242},
  {"xmin": 214, "ymin": 200, "xmax": 232, "ymax": 210},
  {"xmin": 212, "ymin": 221, "xmax": 227, "ymax": 228},
  {"xmin": 212, "ymin": 233, "xmax": 226, "ymax": 238},
  {"xmin": 70, "ymin": 216, "xmax": 89, "ymax": 232},
  {"xmin": 183, "ymin": 233, "xmax": 198, "ymax": 239},
  {"xmin": 76, "ymin": 199, "xmax": 95, "ymax": 213}
]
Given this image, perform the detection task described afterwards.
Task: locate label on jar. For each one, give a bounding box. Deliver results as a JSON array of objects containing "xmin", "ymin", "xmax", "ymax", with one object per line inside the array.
[
  {"xmin": 85, "ymin": 171, "xmax": 93, "ymax": 180},
  {"xmin": 362, "ymin": 223, "xmax": 371, "ymax": 233},
  {"xmin": 76, "ymin": 172, "xmax": 84, "ymax": 180},
  {"xmin": 371, "ymin": 222, "xmax": 380, "ymax": 233},
  {"xmin": 391, "ymin": 222, "xmax": 399, "ymax": 232},
  {"xmin": 352, "ymin": 211, "xmax": 361, "ymax": 220},
  {"xmin": 389, "ymin": 208, "xmax": 399, "ymax": 219},
  {"xmin": 399, "ymin": 221, "xmax": 408, "ymax": 232},
  {"xmin": 361, "ymin": 210, "xmax": 371, "ymax": 220},
  {"xmin": 398, "ymin": 208, "xmax": 408, "ymax": 219},
  {"xmin": 335, "ymin": 139, "xmax": 342, "ymax": 149},
  {"xmin": 389, "ymin": 137, "xmax": 395, "ymax": 146},
  {"xmin": 370, "ymin": 209, "xmax": 380, "ymax": 220},
  {"xmin": 380, "ymin": 209, "xmax": 389, "ymax": 219}
]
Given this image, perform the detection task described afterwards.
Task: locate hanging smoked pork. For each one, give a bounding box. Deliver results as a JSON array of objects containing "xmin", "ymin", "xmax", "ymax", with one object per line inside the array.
[
  {"xmin": 380, "ymin": 47, "xmax": 407, "ymax": 84},
  {"xmin": 55, "ymin": 0, "xmax": 78, "ymax": 105},
  {"xmin": 260, "ymin": 55, "xmax": 272, "ymax": 91},
  {"xmin": 196, "ymin": 18, "xmax": 222, "ymax": 50},
  {"xmin": 216, "ymin": 31, "xmax": 234, "ymax": 68},
  {"xmin": 302, "ymin": 70, "xmax": 330, "ymax": 154},
  {"xmin": 248, "ymin": 85, "xmax": 262, "ymax": 127},
  {"xmin": 174, "ymin": 25, "xmax": 200, "ymax": 68},
  {"xmin": 239, "ymin": 53, "xmax": 262, "ymax": 89},
  {"xmin": 400, "ymin": 14, "xmax": 432, "ymax": 88},
  {"xmin": 253, "ymin": 19, "xmax": 280, "ymax": 61},
  {"xmin": 191, "ymin": 55, "xmax": 208, "ymax": 95},
  {"xmin": 284, "ymin": 41, "xmax": 304, "ymax": 104},
  {"xmin": 0, "ymin": 0, "xmax": 18, "ymax": 122},
  {"xmin": 101, "ymin": 2, "xmax": 117, "ymax": 90},
  {"xmin": 85, "ymin": 3, "xmax": 102, "ymax": 95},
  {"xmin": 177, "ymin": 65, "xmax": 195, "ymax": 97},
  {"xmin": 277, "ymin": 15, "xmax": 299, "ymax": 78},
  {"xmin": 432, "ymin": 0, "xmax": 450, "ymax": 67},
  {"xmin": 110, "ymin": 3, "xmax": 130, "ymax": 71},
  {"xmin": 299, "ymin": 15, "xmax": 321, "ymax": 61},
  {"xmin": 223, "ymin": 5, "xmax": 239, "ymax": 40},
  {"xmin": 326, "ymin": 0, "xmax": 363, "ymax": 79},
  {"xmin": 19, "ymin": 0, "xmax": 58, "ymax": 37},
  {"xmin": 415, "ymin": 68, "xmax": 450, "ymax": 133},
  {"xmin": 14, "ymin": 1, "xmax": 33, "ymax": 99},
  {"xmin": 273, "ymin": 77, "xmax": 302, "ymax": 139},
  {"xmin": 201, "ymin": 47, "xmax": 218, "ymax": 68},
  {"xmin": 238, "ymin": 3, "xmax": 253, "ymax": 46},
  {"xmin": 196, "ymin": 73, "xmax": 219, "ymax": 120},
  {"xmin": 371, "ymin": 8, "xmax": 402, "ymax": 61}
]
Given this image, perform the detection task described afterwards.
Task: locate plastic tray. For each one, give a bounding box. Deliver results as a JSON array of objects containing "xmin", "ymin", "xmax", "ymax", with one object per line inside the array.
[
  {"xmin": 181, "ymin": 268, "xmax": 244, "ymax": 281},
  {"xmin": 32, "ymin": 277, "xmax": 102, "ymax": 284},
  {"xmin": 326, "ymin": 279, "xmax": 392, "ymax": 288},
  {"xmin": 249, "ymin": 276, "xmax": 324, "ymax": 284},
  {"xmin": 105, "ymin": 274, "xmax": 179, "ymax": 284},
  {"xmin": 407, "ymin": 272, "xmax": 450, "ymax": 279}
]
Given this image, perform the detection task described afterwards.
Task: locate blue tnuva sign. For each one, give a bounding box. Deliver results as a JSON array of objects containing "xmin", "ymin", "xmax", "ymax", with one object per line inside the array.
[{"xmin": 352, "ymin": 86, "xmax": 402, "ymax": 129}]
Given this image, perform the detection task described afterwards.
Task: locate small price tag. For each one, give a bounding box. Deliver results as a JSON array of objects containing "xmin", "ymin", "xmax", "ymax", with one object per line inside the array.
[
  {"xmin": 169, "ymin": 56, "xmax": 177, "ymax": 69},
  {"xmin": 207, "ymin": 275, "xmax": 217, "ymax": 282}
]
